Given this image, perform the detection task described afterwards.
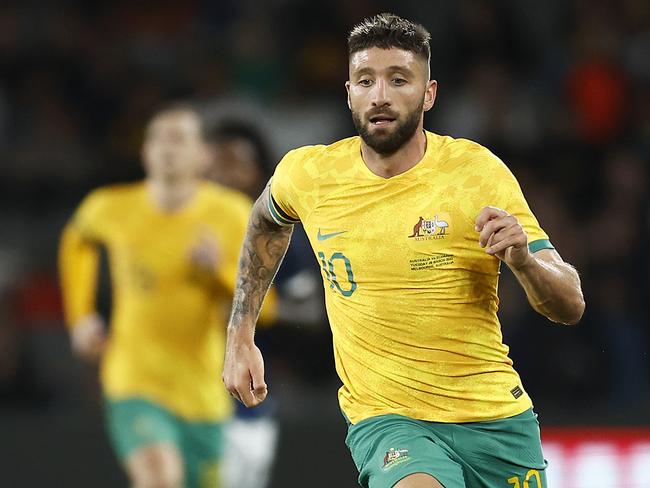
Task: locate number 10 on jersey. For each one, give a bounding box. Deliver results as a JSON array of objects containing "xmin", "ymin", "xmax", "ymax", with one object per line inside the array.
[{"xmin": 318, "ymin": 251, "xmax": 357, "ymax": 297}]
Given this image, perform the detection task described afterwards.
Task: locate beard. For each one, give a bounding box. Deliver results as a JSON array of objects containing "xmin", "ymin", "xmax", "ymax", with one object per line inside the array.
[{"xmin": 352, "ymin": 99, "xmax": 424, "ymax": 155}]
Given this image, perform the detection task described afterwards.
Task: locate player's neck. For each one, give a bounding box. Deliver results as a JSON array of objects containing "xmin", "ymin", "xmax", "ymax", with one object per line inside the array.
[
  {"xmin": 360, "ymin": 128, "xmax": 427, "ymax": 179},
  {"xmin": 147, "ymin": 178, "xmax": 198, "ymax": 212}
]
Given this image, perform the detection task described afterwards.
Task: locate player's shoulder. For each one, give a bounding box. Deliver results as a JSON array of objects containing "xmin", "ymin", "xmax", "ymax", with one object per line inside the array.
[
  {"xmin": 279, "ymin": 136, "xmax": 359, "ymax": 171},
  {"xmin": 199, "ymin": 181, "xmax": 253, "ymax": 213},
  {"xmin": 73, "ymin": 182, "xmax": 144, "ymax": 226},
  {"xmin": 431, "ymin": 132, "xmax": 492, "ymax": 158},
  {"xmin": 431, "ymin": 132, "xmax": 509, "ymax": 172},
  {"xmin": 80, "ymin": 181, "xmax": 144, "ymax": 209},
  {"xmin": 302, "ymin": 135, "xmax": 358, "ymax": 159}
]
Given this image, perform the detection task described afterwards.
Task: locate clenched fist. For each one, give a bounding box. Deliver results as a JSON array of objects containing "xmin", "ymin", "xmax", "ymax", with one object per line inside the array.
[
  {"xmin": 70, "ymin": 313, "xmax": 107, "ymax": 362},
  {"xmin": 475, "ymin": 206, "xmax": 530, "ymax": 270}
]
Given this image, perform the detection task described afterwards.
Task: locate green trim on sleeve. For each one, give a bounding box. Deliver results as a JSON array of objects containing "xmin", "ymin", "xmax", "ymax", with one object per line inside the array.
[
  {"xmin": 267, "ymin": 193, "xmax": 298, "ymax": 226},
  {"xmin": 270, "ymin": 194, "xmax": 299, "ymax": 223},
  {"xmin": 528, "ymin": 239, "xmax": 554, "ymax": 253}
]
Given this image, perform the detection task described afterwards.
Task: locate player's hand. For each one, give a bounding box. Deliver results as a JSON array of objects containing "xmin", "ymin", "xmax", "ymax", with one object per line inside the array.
[
  {"xmin": 222, "ymin": 330, "xmax": 268, "ymax": 408},
  {"xmin": 70, "ymin": 313, "xmax": 107, "ymax": 362},
  {"xmin": 189, "ymin": 229, "xmax": 221, "ymax": 273},
  {"xmin": 475, "ymin": 206, "xmax": 530, "ymax": 269}
]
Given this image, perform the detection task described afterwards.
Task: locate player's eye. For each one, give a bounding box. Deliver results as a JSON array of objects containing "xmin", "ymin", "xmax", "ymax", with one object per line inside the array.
[
  {"xmin": 358, "ymin": 79, "xmax": 373, "ymax": 87},
  {"xmin": 392, "ymin": 78, "xmax": 407, "ymax": 86}
]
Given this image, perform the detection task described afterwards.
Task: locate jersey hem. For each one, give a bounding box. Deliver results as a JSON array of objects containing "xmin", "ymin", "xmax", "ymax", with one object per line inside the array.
[
  {"xmin": 341, "ymin": 399, "xmax": 534, "ymax": 426},
  {"xmin": 103, "ymin": 390, "xmax": 232, "ymax": 423}
]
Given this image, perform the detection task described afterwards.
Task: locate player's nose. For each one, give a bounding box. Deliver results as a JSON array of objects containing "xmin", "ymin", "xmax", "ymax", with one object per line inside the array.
[{"xmin": 370, "ymin": 78, "xmax": 391, "ymax": 107}]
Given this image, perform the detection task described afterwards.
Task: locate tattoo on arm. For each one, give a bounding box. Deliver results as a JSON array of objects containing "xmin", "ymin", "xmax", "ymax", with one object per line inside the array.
[{"xmin": 229, "ymin": 185, "xmax": 293, "ymax": 330}]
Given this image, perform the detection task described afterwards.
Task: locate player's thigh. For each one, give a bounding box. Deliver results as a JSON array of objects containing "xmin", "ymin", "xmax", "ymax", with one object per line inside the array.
[
  {"xmin": 180, "ymin": 418, "xmax": 225, "ymax": 488},
  {"xmin": 104, "ymin": 397, "xmax": 184, "ymax": 487},
  {"xmin": 394, "ymin": 473, "xmax": 446, "ymax": 488},
  {"xmin": 126, "ymin": 442, "xmax": 184, "ymax": 488},
  {"xmin": 451, "ymin": 409, "xmax": 547, "ymax": 488},
  {"xmin": 345, "ymin": 414, "xmax": 465, "ymax": 488},
  {"xmin": 105, "ymin": 397, "xmax": 181, "ymax": 460}
]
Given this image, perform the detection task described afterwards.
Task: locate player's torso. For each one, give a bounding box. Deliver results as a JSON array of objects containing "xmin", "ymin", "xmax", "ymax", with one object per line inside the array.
[
  {"xmin": 98, "ymin": 184, "xmax": 229, "ymax": 343},
  {"xmin": 286, "ymin": 134, "xmax": 534, "ymax": 422},
  {"xmin": 106, "ymin": 203, "xmax": 213, "ymax": 296},
  {"xmin": 301, "ymin": 135, "xmax": 504, "ymax": 346},
  {"xmin": 97, "ymin": 184, "xmax": 237, "ymax": 419}
]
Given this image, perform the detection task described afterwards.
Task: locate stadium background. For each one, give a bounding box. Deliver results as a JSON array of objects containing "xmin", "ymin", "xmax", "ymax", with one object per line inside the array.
[{"xmin": 0, "ymin": 0, "xmax": 648, "ymax": 486}]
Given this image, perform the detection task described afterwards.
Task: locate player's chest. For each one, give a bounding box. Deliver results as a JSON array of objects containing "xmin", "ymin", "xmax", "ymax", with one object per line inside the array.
[
  {"xmin": 105, "ymin": 213, "xmax": 216, "ymax": 273},
  {"xmin": 304, "ymin": 181, "xmax": 489, "ymax": 280}
]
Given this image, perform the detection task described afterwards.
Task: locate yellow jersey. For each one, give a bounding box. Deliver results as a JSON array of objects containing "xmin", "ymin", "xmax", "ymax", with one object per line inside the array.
[
  {"xmin": 60, "ymin": 181, "xmax": 275, "ymax": 421},
  {"xmin": 269, "ymin": 131, "xmax": 552, "ymax": 424}
]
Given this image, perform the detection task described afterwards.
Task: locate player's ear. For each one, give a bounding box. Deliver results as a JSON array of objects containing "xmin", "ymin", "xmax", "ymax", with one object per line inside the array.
[
  {"xmin": 196, "ymin": 142, "xmax": 211, "ymax": 176},
  {"xmin": 141, "ymin": 142, "xmax": 151, "ymax": 174},
  {"xmin": 423, "ymin": 80, "xmax": 437, "ymax": 112},
  {"xmin": 345, "ymin": 81, "xmax": 352, "ymax": 110}
]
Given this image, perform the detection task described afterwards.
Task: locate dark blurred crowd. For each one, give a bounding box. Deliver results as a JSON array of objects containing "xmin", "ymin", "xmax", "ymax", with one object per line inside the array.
[{"xmin": 0, "ymin": 0, "xmax": 648, "ymax": 420}]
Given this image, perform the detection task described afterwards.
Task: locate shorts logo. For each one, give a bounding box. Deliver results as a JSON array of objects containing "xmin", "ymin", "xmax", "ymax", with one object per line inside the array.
[
  {"xmin": 408, "ymin": 215, "xmax": 449, "ymax": 240},
  {"xmin": 383, "ymin": 448, "xmax": 410, "ymax": 470}
]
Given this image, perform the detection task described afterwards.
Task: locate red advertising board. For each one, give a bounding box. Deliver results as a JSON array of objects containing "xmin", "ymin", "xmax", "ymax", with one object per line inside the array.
[{"xmin": 542, "ymin": 428, "xmax": 650, "ymax": 488}]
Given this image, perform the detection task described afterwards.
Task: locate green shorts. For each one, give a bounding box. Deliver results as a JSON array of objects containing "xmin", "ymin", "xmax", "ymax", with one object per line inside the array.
[
  {"xmin": 345, "ymin": 408, "xmax": 547, "ymax": 488},
  {"xmin": 105, "ymin": 397, "xmax": 224, "ymax": 488}
]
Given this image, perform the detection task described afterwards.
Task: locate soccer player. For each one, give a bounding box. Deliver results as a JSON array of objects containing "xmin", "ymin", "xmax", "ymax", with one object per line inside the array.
[
  {"xmin": 204, "ymin": 120, "xmax": 279, "ymax": 488},
  {"xmin": 204, "ymin": 120, "xmax": 270, "ymax": 200},
  {"xmin": 205, "ymin": 119, "xmax": 325, "ymax": 488},
  {"xmin": 59, "ymin": 104, "xmax": 274, "ymax": 488},
  {"xmin": 222, "ymin": 13, "xmax": 585, "ymax": 488}
]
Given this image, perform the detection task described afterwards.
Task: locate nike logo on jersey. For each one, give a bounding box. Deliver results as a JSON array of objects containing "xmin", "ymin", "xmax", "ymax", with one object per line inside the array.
[{"xmin": 317, "ymin": 229, "xmax": 347, "ymax": 241}]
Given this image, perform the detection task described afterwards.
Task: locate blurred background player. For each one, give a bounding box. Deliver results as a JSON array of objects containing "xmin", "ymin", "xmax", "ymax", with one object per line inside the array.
[
  {"xmin": 204, "ymin": 119, "xmax": 278, "ymax": 488},
  {"xmin": 205, "ymin": 119, "xmax": 323, "ymax": 325},
  {"xmin": 204, "ymin": 119, "xmax": 323, "ymax": 488},
  {"xmin": 59, "ymin": 103, "xmax": 275, "ymax": 488},
  {"xmin": 204, "ymin": 120, "xmax": 269, "ymax": 201}
]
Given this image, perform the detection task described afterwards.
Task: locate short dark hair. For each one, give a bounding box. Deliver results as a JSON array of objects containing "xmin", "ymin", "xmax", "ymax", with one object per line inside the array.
[
  {"xmin": 348, "ymin": 13, "xmax": 431, "ymax": 62},
  {"xmin": 204, "ymin": 119, "xmax": 273, "ymax": 178},
  {"xmin": 148, "ymin": 101, "xmax": 206, "ymax": 138},
  {"xmin": 152, "ymin": 101, "xmax": 201, "ymax": 120}
]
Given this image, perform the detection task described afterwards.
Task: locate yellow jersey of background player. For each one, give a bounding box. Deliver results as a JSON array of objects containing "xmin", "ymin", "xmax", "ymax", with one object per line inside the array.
[{"xmin": 60, "ymin": 104, "xmax": 275, "ymax": 488}]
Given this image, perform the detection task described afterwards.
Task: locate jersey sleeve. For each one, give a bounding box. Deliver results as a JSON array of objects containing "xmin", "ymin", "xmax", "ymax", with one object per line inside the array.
[
  {"xmin": 69, "ymin": 188, "xmax": 111, "ymax": 243},
  {"xmin": 58, "ymin": 189, "xmax": 109, "ymax": 327},
  {"xmin": 483, "ymin": 152, "xmax": 553, "ymax": 253},
  {"xmin": 268, "ymin": 147, "xmax": 316, "ymax": 226}
]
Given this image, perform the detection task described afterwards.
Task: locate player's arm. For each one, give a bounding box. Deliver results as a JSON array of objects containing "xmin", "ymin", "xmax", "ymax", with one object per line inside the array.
[
  {"xmin": 222, "ymin": 183, "xmax": 293, "ymax": 407},
  {"xmin": 199, "ymin": 199, "xmax": 279, "ymax": 328},
  {"xmin": 476, "ymin": 206, "xmax": 585, "ymax": 325},
  {"xmin": 59, "ymin": 222, "xmax": 107, "ymax": 361}
]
